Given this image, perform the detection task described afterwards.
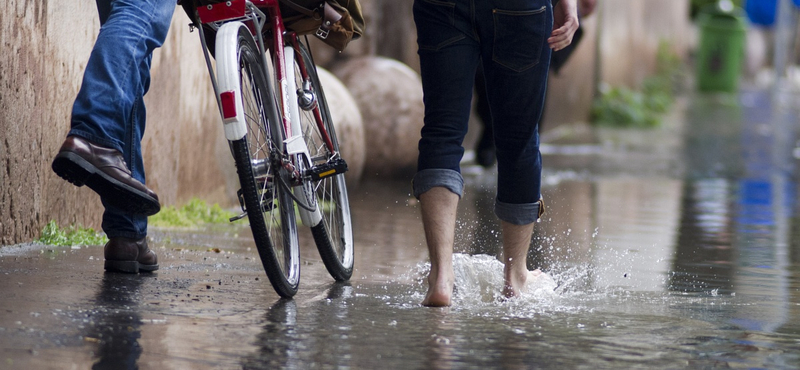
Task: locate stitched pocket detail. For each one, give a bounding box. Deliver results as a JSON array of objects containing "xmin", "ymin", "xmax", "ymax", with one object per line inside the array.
[{"xmin": 492, "ymin": 5, "xmax": 547, "ymax": 72}]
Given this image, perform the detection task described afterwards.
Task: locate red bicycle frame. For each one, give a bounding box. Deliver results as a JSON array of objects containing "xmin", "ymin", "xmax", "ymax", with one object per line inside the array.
[{"xmin": 195, "ymin": 0, "xmax": 336, "ymax": 153}]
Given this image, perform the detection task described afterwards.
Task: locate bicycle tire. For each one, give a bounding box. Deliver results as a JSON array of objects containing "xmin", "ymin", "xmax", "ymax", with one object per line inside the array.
[
  {"xmin": 293, "ymin": 41, "xmax": 354, "ymax": 281},
  {"xmin": 223, "ymin": 25, "xmax": 300, "ymax": 298}
]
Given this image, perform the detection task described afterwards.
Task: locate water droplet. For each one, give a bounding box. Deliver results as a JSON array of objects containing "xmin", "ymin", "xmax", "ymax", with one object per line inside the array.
[{"xmin": 434, "ymin": 335, "xmax": 450, "ymax": 344}]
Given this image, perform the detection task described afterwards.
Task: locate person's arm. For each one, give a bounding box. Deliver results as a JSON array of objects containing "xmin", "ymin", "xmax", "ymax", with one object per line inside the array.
[{"xmin": 548, "ymin": 0, "xmax": 579, "ymax": 51}]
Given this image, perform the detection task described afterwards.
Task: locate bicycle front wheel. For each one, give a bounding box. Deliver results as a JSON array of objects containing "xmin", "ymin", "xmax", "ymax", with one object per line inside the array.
[
  {"xmin": 293, "ymin": 41, "xmax": 354, "ymax": 281},
  {"xmin": 220, "ymin": 25, "xmax": 300, "ymax": 298}
]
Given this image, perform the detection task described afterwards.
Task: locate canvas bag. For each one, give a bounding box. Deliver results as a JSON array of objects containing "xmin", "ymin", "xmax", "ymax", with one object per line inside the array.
[
  {"xmin": 181, "ymin": 0, "xmax": 364, "ymax": 52},
  {"xmin": 280, "ymin": 0, "xmax": 365, "ymax": 52}
]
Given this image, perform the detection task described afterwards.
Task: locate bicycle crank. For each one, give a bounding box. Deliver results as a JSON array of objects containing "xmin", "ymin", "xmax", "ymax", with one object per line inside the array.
[{"xmin": 306, "ymin": 158, "xmax": 348, "ymax": 181}]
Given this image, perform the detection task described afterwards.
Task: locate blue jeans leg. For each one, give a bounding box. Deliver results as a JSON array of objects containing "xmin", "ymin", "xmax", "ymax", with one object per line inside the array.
[
  {"xmin": 69, "ymin": 0, "xmax": 175, "ymax": 239},
  {"xmin": 412, "ymin": 0, "xmax": 479, "ymax": 199},
  {"xmin": 413, "ymin": 0, "xmax": 551, "ymax": 225},
  {"xmin": 481, "ymin": 0, "xmax": 552, "ymax": 224}
]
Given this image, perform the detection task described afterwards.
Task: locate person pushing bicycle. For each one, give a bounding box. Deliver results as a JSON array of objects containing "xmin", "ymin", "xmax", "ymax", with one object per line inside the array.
[{"xmin": 52, "ymin": 0, "xmax": 176, "ymax": 273}]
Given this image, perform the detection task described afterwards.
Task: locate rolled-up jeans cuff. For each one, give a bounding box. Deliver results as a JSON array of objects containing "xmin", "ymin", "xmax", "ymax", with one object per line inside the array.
[
  {"xmin": 495, "ymin": 198, "xmax": 544, "ymax": 225},
  {"xmin": 412, "ymin": 169, "xmax": 464, "ymax": 199}
]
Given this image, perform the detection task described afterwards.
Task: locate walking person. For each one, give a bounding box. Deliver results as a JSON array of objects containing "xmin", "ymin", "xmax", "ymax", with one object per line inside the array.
[
  {"xmin": 412, "ymin": 0, "xmax": 579, "ymax": 306},
  {"xmin": 51, "ymin": 0, "xmax": 176, "ymax": 273}
]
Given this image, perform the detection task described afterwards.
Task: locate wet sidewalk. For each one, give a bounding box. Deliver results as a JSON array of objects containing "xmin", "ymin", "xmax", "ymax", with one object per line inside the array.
[{"xmin": 2, "ymin": 89, "xmax": 800, "ymax": 369}]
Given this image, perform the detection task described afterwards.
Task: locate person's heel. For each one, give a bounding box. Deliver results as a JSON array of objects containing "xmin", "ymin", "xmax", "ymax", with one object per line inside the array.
[
  {"xmin": 104, "ymin": 260, "xmax": 140, "ymax": 274},
  {"xmin": 52, "ymin": 152, "xmax": 92, "ymax": 187}
]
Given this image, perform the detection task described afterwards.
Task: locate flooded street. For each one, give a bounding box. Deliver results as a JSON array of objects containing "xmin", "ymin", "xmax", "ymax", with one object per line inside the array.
[{"xmin": 3, "ymin": 90, "xmax": 800, "ymax": 369}]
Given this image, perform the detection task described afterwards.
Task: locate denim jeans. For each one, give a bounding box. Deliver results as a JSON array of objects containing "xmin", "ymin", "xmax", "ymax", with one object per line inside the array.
[
  {"xmin": 412, "ymin": 0, "xmax": 552, "ymax": 225},
  {"xmin": 69, "ymin": 0, "xmax": 175, "ymax": 239}
]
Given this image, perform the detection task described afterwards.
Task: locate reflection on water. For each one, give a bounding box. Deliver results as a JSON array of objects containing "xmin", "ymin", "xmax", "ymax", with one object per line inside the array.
[
  {"xmin": 3, "ymin": 90, "xmax": 800, "ymax": 369},
  {"xmin": 671, "ymin": 178, "xmax": 736, "ymax": 294},
  {"xmin": 232, "ymin": 90, "xmax": 800, "ymax": 369},
  {"xmin": 88, "ymin": 274, "xmax": 146, "ymax": 370}
]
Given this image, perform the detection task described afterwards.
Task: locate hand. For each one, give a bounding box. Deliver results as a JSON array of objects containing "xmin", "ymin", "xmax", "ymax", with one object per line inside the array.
[{"xmin": 548, "ymin": 0, "xmax": 580, "ymax": 51}]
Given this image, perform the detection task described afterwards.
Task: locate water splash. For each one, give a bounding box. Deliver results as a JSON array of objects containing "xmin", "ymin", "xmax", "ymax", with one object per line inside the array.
[
  {"xmin": 452, "ymin": 254, "xmax": 505, "ymax": 305},
  {"xmin": 402, "ymin": 251, "xmax": 664, "ymax": 318},
  {"xmin": 452, "ymin": 254, "xmax": 558, "ymax": 305}
]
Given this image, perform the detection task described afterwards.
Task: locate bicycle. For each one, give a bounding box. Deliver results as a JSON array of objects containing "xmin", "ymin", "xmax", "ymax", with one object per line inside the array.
[{"xmin": 182, "ymin": 0, "xmax": 354, "ymax": 298}]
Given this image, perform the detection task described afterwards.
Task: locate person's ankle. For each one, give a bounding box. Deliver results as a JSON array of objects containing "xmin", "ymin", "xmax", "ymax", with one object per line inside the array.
[
  {"xmin": 502, "ymin": 267, "xmax": 528, "ymax": 298},
  {"xmin": 422, "ymin": 268, "xmax": 454, "ymax": 307}
]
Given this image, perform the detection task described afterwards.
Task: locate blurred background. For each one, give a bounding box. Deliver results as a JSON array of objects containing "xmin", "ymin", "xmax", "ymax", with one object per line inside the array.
[{"xmin": 1, "ymin": 0, "xmax": 799, "ymax": 245}]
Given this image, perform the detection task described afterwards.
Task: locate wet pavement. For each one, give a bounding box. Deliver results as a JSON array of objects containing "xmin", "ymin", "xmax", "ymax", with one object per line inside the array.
[{"xmin": 3, "ymin": 89, "xmax": 800, "ymax": 369}]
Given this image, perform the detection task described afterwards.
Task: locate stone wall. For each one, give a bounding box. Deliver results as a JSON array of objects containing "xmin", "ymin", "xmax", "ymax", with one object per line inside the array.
[
  {"xmin": 1, "ymin": 2, "xmax": 102, "ymax": 245},
  {"xmin": 0, "ymin": 1, "xmax": 226, "ymax": 245},
  {"xmin": 0, "ymin": 0, "xmax": 691, "ymax": 245}
]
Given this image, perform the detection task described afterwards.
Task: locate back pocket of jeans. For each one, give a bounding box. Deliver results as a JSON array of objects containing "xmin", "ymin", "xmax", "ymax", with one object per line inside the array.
[
  {"xmin": 414, "ymin": 0, "xmax": 465, "ymax": 51},
  {"xmin": 492, "ymin": 5, "xmax": 547, "ymax": 72}
]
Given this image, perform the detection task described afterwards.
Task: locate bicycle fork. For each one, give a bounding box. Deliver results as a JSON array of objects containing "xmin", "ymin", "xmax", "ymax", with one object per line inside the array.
[{"xmin": 281, "ymin": 45, "xmax": 323, "ymax": 228}]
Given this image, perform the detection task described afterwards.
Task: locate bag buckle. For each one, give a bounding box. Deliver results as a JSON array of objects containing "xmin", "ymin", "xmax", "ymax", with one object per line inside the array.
[
  {"xmin": 315, "ymin": 2, "xmax": 341, "ymax": 40},
  {"xmin": 316, "ymin": 26, "xmax": 330, "ymax": 40}
]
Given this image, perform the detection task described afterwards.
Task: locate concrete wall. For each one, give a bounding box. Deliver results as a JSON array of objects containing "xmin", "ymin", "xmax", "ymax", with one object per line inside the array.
[
  {"xmin": 0, "ymin": 1, "xmax": 228, "ymax": 245},
  {"xmin": 545, "ymin": 0, "xmax": 692, "ymax": 126},
  {"xmin": 0, "ymin": 0, "xmax": 691, "ymax": 245}
]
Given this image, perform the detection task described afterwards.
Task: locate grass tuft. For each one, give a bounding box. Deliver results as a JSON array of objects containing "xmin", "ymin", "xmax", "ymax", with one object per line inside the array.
[
  {"xmin": 149, "ymin": 198, "xmax": 237, "ymax": 228},
  {"xmin": 37, "ymin": 221, "xmax": 108, "ymax": 246},
  {"xmin": 591, "ymin": 41, "xmax": 683, "ymax": 128}
]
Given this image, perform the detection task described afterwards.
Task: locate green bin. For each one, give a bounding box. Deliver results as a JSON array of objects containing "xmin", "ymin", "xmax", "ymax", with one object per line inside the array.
[{"xmin": 696, "ymin": 2, "xmax": 747, "ymax": 93}]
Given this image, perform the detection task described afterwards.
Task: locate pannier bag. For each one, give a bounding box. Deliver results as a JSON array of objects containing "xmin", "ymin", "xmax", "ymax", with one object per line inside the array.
[
  {"xmin": 281, "ymin": 0, "xmax": 364, "ymax": 52},
  {"xmin": 181, "ymin": 0, "xmax": 365, "ymax": 52}
]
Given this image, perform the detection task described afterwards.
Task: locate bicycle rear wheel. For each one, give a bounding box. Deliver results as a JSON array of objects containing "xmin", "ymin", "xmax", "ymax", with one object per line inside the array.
[
  {"xmin": 292, "ymin": 41, "xmax": 354, "ymax": 281},
  {"xmin": 221, "ymin": 25, "xmax": 300, "ymax": 298}
]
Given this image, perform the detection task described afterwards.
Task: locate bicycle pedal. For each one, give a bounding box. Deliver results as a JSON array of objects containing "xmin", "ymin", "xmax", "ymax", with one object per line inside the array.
[{"xmin": 307, "ymin": 158, "xmax": 348, "ymax": 181}]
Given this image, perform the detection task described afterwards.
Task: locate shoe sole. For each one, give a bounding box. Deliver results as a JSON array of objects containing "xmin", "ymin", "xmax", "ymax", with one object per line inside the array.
[
  {"xmin": 105, "ymin": 260, "xmax": 159, "ymax": 273},
  {"xmin": 52, "ymin": 151, "xmax": 160, "ymax": 216}
]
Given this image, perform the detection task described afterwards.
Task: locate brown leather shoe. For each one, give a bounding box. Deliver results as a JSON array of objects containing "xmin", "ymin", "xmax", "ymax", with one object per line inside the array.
[
  {"xmin": 52, "ymin": 136, "xmax": 160, "ymax": 216},
  {"xmin": 104, "ymin": 237, "xmax": 158, "ymax": 273}
]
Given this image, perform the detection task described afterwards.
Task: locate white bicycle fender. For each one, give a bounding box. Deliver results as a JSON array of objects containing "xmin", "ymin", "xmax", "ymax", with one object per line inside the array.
[{"xmin": 216, "ymin": 22, "xmax": 248, "ymax": 141}]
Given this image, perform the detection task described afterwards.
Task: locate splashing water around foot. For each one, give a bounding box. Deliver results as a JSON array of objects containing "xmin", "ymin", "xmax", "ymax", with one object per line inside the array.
[{"xmin": 407, "ymin": 254, "xmax": 558, "ymax": 308}]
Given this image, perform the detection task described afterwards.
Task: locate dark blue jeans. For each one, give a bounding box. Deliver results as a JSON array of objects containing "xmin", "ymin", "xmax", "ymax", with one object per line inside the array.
[
  {"xmin": 412, "ymin": 0, "xmax": 552, "ymax": 225},
  {"xmin": 69, "ymin": 0, "xmax": 175, "ymax": 239}
]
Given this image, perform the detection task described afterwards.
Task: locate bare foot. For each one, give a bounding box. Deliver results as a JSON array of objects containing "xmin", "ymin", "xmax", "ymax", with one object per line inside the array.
[
  {"xmin": 527, "ymin": 269, "xmax": 543, "ymax": 280},
  {"xmin": 421, "ymin": 271, "xmax": 454, "ymax": 307},
  {"xmin": 502, "ymin": 269, "xmax": 544, "ymax": 299}
]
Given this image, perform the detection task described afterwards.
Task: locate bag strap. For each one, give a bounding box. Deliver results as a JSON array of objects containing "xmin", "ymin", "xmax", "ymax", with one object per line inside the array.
[
  {"xmin": 320, "ymin": 3, "xmax": 343, "ymax": 31},
  {"xmin": 281, "ymin": 0, "xmax": 321, "ymax": 18}
]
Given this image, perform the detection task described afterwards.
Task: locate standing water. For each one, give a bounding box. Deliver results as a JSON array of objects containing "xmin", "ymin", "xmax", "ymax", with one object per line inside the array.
[{"xmin": 1, "ymin": 90, "xmax": 799, "ymax": 369}]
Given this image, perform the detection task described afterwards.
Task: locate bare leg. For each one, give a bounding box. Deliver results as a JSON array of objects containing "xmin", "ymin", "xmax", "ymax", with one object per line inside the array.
[
  {"xmin": 501, "ymin": 220, "xmax": 536, "ymax": 298},
  {"xmin": 419, "ymin": 187, "xmax": 459, "ymax": 307}
]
